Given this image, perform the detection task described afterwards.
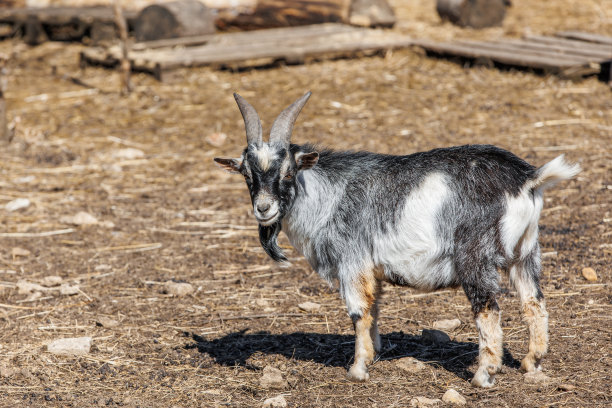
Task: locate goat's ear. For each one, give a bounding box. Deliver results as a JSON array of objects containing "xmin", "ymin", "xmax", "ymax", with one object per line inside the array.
[
  {"xmin": 214, "ymin": 157, "xmax": 242, "ymax": 174},
  {"xmin": 295, "ymin": 151, "xmax": 319, "ymax": 171}
]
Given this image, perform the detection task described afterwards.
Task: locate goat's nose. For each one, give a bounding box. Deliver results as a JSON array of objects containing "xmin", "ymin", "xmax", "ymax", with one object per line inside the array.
[{"xmin": 257, "ymin": 203, "xmax": 271, "ymax": 214}]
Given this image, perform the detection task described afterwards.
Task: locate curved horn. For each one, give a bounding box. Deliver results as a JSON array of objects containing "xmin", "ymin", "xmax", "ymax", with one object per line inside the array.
[
  {"xmin": 234, "ymin": 93, "xmax": 263, "ymax": 147},
  {"xmin": 269, "ymin": 91, "xmax": 311, "ymax": 147}
]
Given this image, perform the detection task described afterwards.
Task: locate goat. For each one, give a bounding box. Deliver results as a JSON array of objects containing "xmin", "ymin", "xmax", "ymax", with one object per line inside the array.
[{"xmin": 214, "ymin": 92, "xmax": 580, "ymax": 387}]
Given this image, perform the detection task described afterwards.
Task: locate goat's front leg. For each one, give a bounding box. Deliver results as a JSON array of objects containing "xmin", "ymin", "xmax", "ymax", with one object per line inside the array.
[{"xmin": 343, "ymin": 272, "xmax": 379, "ymax": 382}]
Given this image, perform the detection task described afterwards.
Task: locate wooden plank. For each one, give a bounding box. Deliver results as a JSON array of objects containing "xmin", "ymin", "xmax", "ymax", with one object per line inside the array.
[
  {"xmin": 556, "ymin": 31, "xmax": 612, "ymax": 46},
  {"xmin": 453, "ymin": 40, "xmax": 593, "ymax": 64},
  {"xmin": 524, "ymin": 35, "xmax": 612, "ymax": 54},
  {"xmin": 493, "ymin": 38, "xmax": 612, "ymax": 61}
]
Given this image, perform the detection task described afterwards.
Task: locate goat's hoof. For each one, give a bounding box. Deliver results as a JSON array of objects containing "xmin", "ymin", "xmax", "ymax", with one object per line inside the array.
[
  {"xmin": 472, "ymin": 368, "xmax": 495, "ymax": 388},
  {"xmin": 521, "ymin": 356, "xmax": 542, "ymax": 373},
  {"xmin": 347, "ymin": 365, "xmax": 369, "ymax": 382}
]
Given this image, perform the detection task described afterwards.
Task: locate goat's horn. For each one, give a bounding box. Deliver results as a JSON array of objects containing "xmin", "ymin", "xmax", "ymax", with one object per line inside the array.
[
  {"xmin": 269, "ymin": 91, "xmax": 311, "ymax": 147},
  {"xmin": 234, "ymin": 93, "xmax": 263, "ymax": 147}
]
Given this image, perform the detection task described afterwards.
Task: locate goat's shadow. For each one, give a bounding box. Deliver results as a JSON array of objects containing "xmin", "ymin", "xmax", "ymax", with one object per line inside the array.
[{"xmin": 185, "ymin": 330, "xmax": 520, "ymax": 381}]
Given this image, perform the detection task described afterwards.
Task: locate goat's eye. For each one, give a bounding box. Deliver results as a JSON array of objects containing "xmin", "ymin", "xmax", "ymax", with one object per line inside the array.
[{"xmin": 284, "ymin": 173, "xmax": 293, "ymax": 180}]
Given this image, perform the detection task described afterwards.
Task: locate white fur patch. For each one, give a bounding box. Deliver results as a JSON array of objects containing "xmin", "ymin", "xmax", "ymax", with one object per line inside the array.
[
  {"xmin": 373, "ymin": 173, "xmax": 452, "ymax": 290},
  {"xmin": 500, "ymin": 189, "xmax": 543, "ymax": 259},
  {"xmin": 253, "ymin": 143, "xmax": 277, "ymax": 171}
]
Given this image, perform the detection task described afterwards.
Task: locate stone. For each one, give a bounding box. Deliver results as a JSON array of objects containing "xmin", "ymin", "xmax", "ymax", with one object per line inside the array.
[
  {"xmin": 96, "ymin": 316, "xmax": 119, "ymax": 328},
  {"xmin": 206, "ymin": 132, "xmax": 227, "ymax": 147},
  {"xmin": 442, "ymin": 389, "xmax": 466, "ymax": 405},
  {"xmin": 410, "ymin": 396, "xmax": 442, "ymax": 407},
  {"xmin": 47, "ymin": 337, "xmax": 92, "ymax": 356},
  {"xmin": 16, "ymin": 280, "xmax": 47, "ymax": 295},
  {"xmin": 421, "ymin": 329, "xmax": 451, "ymax": 344},
  {"xmin": 113, "ymin": 148, "xmax": 145, "ymax": 160},
  {"xmin": 558, "ymin": 383, "xmax": 576, "ymax": 391},
  {"xmin": 41, "ymin": 276, "xmax": 63, "ymax": 287},
  {"xmin": 298, "ymin": 301, "xmax": 321, "ymax": 312},
  {"xmin": 11, "ymin": 247, "xmax": 31, "ymax": 258},
  {"xmin": 61, "ymin": 211, "xmax": 98, "ymax": 226},
  {"xmin": 59, "ymin": 283, "xmax": 80, "ymax": 296},
  {"xmin": 5, "ymin": 198, "xmax": 30, "ymax": 212},
  {"xmin": 432, "ymin": 318, "xmax": 461, "ymax": 331},
  {"xmin": 524, "ymin": 371, "xmax": 551, "ymax": 384},
  {"xmin": 259, "ymin": 366, "xmax": 288, "ymax": 389},
  {"xmin": 164, "ymin": 281, "xmax": 195, "ymax": 296},
  {"xmin": 396, "ymin": 356, "xmax": 427, "ymax": 373},
  {"xmin": 0, "ymin": 364, "xmax": 16, "ymax": 378},
  {"xmin": 263, "ymin": 395, "xmax": 287, "ymax": 408},
  {"xmin": 581, "ymin": 267, "xmax": 597, "ymax": 281}
]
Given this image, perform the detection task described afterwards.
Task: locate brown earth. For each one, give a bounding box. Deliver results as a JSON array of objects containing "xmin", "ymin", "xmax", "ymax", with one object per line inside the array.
[{"xmin": 0, "ymin": 0, "xmax": 610, "ymax": 407}]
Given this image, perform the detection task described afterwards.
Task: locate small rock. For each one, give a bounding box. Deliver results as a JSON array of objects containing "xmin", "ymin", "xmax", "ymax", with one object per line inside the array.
[
  {"xmin": 410, "ymin": 396, "xmax": 442, "ymax": 407},
  {"xmin": 581, "ymin": 267, "xmax": 597, "ymax": 281},
  {"xmin": 558, "ymin": 383, "xmax": 576, "ymax": 391},
  {"xmin": 96, "ymin": 316, "xmax": 119, "ymax": 328},
  {"xmin": 205, "ymin": 132, "xmax": 227, "ymax": 147},
  {"xmin": 113, "ymin": 148, "xmax": 145, "ymax": 160},
  {"xmin": 41, "ymin": 276, "xmax": 63, "ymax": 287},
  {"xmin": 16, "ymin": 280, "xmax": 47, "ymax": 295},
  {"xmin": 259, "ymin": 366, "xmax": 288, "ymax": 389},
  {"xmin": 95, "ymin": 264, "xmax": 112, "ymax": 271},
  {"xmin": 164, "ymin": 281, "xmax": 194, "ymax": 296},
  {"xmin": 442, "ymin": 389, "xmax": 466, "ymax": 405},
  {"xmin": 421, "ymin": 329, "xmax": 451, "ymax": 345},
  {"xmin": 433, "ymin": 318, "xmax": 462, "ymax": 332},
  {"xmin": 396, "ymin": 356, "xmax": 427, "ymax": 373},
  {"xmin": 0, "ymin": 364, "xmax": 16, "ymax": 378},
  {"xmin": 262, "ymin": 395, "xmax": 287, "ymax": 408},
  {"xmin": 47, "ymin": 337, "xmax": 92, "ymax": 356},
  {"xmin": 298, "ymin": 301, "xmax": 321, "ymax": 312},
  {"xmin": 524, "ymin": 371, "xmax": 551, "ymax": 384},
  {"xmin": 59, "ymin": 283, "xmax": 80, "ymax": 296},
  {"xmin": 61, "ymin": 211, "xmax": 98, "ymax": 226},
  {"xmin": 5, "ymin": 198, "xmax": 30, "ymax": 212},
  {"xmin": 11, "ymin": 247, "xmax": 31, "ymax": 258}
]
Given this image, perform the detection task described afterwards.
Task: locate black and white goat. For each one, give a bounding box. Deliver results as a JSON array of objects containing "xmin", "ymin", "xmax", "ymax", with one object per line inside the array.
[{"xmin": 214, "ymin": 92, "xmax": 580, "ymax": 387}]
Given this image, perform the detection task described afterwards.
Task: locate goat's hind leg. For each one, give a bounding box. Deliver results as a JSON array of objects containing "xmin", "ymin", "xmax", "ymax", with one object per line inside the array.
[
  {"xmin": 462, "ymin": 271, "xmax": 503, "ymax": 388},
  {"xmin": 344, "ymin": 272, "xmax": 378, "ymax": 382},
  {"xmin": 511, "ymin": 246, "xmax": 548, "ymax": 373}
]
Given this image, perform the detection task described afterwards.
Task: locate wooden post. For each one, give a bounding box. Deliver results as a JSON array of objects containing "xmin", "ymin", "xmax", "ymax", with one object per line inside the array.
[
  {"xmin": 113, "ymin": 1, "xmax": 132, "ymax": 94},
  {"xmin": 135, "ymin": 0, "xmax": 215, "ymax": 42},
  {"xmin": 0, "ymin": 56, "xmax": 7, "ymax": 143}
]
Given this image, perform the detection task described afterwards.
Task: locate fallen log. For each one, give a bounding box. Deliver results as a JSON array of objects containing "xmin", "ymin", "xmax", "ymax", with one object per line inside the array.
[
  {"xmin": 134, "ymin": 0, "xmax": 216, "ymax": 42},
  {"xmin": 436, "ymin": 0, "xmax": 507, "ymax": 29}
]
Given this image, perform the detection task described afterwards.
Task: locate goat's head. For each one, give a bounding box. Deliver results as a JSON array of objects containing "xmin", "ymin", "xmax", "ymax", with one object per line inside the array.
[{"xmin": 214, "ymin": 92, "xmax": 319, "ymax": 261}]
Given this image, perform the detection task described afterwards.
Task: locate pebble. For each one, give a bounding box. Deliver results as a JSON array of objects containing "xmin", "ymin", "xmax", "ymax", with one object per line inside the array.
[
  {"xmin": 442, "ymin": 389, "xmax": 466, "ymax": 405},
  {"xmin": 410, "ymin": 396, "xmax": 442, "ymax": 407},
  {"xmin": 524, "ymin": 371, "xmax": 551, "ymax": 384},
  {"xmin": 16, "ymin": 280, "xmax": 47, "ymax": 295},
  {"xmin": 59, "ymin": 283, "xmax": 80, "ymax": 296},
  {"xmin": 11, "ymin": 247, "xmax": 31, "ymax": 258},
  {"xmin": 298, "ymin": 301, "xmax": 321, "ymax": 312},
  {"xmin": 259, "ymin": 366, "xmax": 288, "ymax": 389},
  {"xmin": 41, "ymin": 276, "xmax": 63, "ymax": 287},
  {"xmin": 5, "ymin": 198, "xmax": 30, "ymax": 212},
  {"xmin": 421, "ymin": 329, "xmax": 451, "ymax": 345},
  {"xmin": 432, "ymin": 318, "xmax": 461, "ymax": 332},
  {"xmin": 96, "ymin": 316, "xmax": 120, "ymax": 328},
  {"xmin": 206, "ymin": 132, "xmax": 227, "ymax": 147},
  {"xmin": 395, "ymin": 356, "xmax": 427, "ymax": 373},
  {"xmin": 47, "ymin": 337, "xmax": 92, "ymax": 356},
  {"xmin": 164, "ymin": 281, "xmax": 195, "ymax": 296},
  {"xmin": 113, "ymin": 148, "xmax": 145, "ymax": 160},
  {"xmin": 558, "ymin": 383, "xmax": 576, "ymax": 391},
  {"xmin": 262, "ymin": 395, "xmax": 287, "ymax": 408},
  {"xmin": 0, "ymin": 364, "xmax": 16, "ymax": 378},
  {"xmin": 61, "ymin": 211, "xmax": 98, "ymax": 226},
  {"xmin": 581, "ymin": 267, "xmax": 597, "ymax": 281}
]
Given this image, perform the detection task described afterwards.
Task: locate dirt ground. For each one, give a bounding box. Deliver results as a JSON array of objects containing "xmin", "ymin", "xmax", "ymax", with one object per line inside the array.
[{"xmin": 0, "ymin": 0, "xmax": 610, "ymax": 407}]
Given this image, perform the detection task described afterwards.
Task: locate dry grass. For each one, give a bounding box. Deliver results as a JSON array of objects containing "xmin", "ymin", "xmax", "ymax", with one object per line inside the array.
[{"xmin": 0, "ymin": 1, "xmax": 610, "ymax": 407}]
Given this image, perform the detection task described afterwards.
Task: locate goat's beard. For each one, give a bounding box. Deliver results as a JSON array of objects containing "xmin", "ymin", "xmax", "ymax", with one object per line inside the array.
[{"xmin": 259, "ymin": 221, "xmax": 287, "ymax": 262}]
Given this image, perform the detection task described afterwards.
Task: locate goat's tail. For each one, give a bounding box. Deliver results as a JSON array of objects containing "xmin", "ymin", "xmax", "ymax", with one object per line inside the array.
[{"xmin": 530, "ymin": 155, "xmax": 581, "ymax": 192}]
